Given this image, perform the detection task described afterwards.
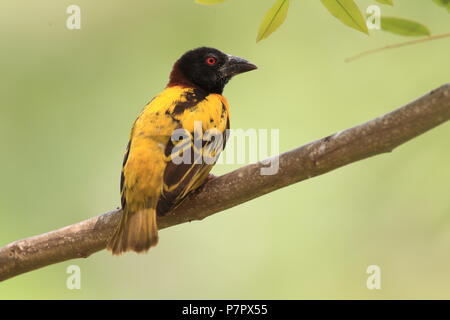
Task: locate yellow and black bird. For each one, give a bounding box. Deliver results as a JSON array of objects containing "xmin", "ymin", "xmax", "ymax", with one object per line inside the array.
[{"xmin": 107, "ymin": 47, "xmax": 257, "ymax": 255}]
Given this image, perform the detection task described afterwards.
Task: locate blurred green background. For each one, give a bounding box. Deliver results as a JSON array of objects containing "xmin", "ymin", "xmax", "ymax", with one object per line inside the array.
[{"xmin": 1, "ymin": 0, "xmax": 449, "ymax": 299}]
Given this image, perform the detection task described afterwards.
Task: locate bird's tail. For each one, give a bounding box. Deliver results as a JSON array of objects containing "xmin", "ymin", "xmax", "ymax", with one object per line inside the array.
[{"xmin": 107, "ymin": 207, "xmax": 159, "ymax": 255}]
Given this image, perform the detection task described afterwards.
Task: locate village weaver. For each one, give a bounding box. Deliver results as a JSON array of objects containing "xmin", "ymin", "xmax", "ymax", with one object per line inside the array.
[{"xmin": 107, "ymin": 47, "xmax": 257, "ymax": 255}]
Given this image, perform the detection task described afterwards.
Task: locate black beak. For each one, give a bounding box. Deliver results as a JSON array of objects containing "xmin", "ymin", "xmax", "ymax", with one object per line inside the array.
[{"xmin": 220, "ymin": 55, "xmax": 257, "ymax": 78}]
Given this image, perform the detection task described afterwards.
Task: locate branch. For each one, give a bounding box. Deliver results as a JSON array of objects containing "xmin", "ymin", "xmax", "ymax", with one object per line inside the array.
[{"xmin": 1, "ymin": 84, "xmax": 449, "ymax": 282}]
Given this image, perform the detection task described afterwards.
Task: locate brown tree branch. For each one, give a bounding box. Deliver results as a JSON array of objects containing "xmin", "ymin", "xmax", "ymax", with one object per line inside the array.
[{"xmin": 1, "ymin": 83, "xmax": 449, "ymax": 282}]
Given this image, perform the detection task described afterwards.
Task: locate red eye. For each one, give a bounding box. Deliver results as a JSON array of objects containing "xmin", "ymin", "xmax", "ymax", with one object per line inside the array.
[{"xmin": 206, "ymin": 57, "xmax": 217, "ymax": 65}]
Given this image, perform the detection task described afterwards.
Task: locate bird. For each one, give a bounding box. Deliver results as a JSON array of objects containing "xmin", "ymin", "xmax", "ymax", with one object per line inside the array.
[{"xmin": 107, "ymin": 47, "xmax": 257, "ymax": 255}]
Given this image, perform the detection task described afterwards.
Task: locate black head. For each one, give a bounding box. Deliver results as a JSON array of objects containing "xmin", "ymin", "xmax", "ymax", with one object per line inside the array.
[{"xmin": 168, "ymin": 47, "xmax": 257, "ymax": 94}]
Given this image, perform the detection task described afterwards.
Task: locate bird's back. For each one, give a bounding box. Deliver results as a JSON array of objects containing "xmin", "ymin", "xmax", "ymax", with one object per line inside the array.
[{"xmin": 108, "ymin": 86, "xmax": 230, "ymax": 254}]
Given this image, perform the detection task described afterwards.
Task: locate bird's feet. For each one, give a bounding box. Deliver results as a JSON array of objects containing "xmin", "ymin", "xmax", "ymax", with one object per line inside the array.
[
  {"xmin": 191, "ymin": 174, "xmax": 218, "ymax": 196},
  {"xmin": 206, "ymin": 173, "xmax": 217, "ymax": 182}
]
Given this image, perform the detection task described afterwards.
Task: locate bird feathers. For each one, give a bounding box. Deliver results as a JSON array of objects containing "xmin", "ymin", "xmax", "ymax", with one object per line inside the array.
[{"xmin": 108, "ymin": 86, "xmax": 230, "ymax": 255}]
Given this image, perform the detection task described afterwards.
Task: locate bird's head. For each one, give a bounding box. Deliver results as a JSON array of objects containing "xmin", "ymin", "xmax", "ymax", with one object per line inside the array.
[{"xmin": 168, "ymin": 47, "xmax": 257, "ymax": 94}]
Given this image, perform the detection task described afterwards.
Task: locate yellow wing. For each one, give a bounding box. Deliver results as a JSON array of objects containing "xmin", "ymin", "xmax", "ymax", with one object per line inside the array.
[{"xmin": 156, "ymin": 87, "xmax": 230, "ymax": 216}]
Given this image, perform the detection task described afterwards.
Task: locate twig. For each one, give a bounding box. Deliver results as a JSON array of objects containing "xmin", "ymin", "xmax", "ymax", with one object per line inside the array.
[{"xmin": 346, "ymin": 32, "xmax": 450, "ymax": 62}]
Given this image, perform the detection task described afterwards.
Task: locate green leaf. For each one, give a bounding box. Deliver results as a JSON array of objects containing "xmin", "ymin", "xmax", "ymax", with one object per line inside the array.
[
  {"xmin": 433, "ymin": 0, "xmax": 450, "ymax": 13},
  {"xmin": 375, "ymin": 0, "xmax": 394, "ymax": 5},
  {"xmin": 195, "ymin": 0, "xmax": 227, "ymax": 5},
  {"xmin": 320, "ymin": 0, "xmax": 369, "ymax": 35},
  {"xmin": 381, "ymin": 17, "xmax": 431, "ymax": 37},
  {"xmin": 256, "ymin": 0, "xmax": 290, "ymax": 42}
]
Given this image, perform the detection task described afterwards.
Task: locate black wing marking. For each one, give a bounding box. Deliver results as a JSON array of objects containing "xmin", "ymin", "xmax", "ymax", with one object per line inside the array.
[
  {"xmin": 120, "ymin": 140, "xmax": 131, "ymax": 209},
  {"xmin": 156, "ymin": 123, "xmax": 228, "ymax": 216}
]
